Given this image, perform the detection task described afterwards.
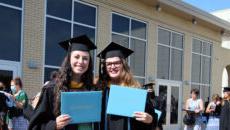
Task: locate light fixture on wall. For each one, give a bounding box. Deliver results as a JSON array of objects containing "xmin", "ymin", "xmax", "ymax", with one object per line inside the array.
[
  {"xmin": 220, "ymin": 29, "xmax": 225, "ymax": 36},
  {"xmin": 156, "ymin": 4, "xmax": 162, "ymax": 12},
  {"xmin": 148, "ymin": 75, "xmax": 155, "ymax": 82},
  {"xmin": 27, "ymin": 59, "xmax": 38, "ymax": 69},
  {"xmin": 183, "ymin": 80, "xmax": 190, "ymax": 85},
  {"xmin": 192, "ymin": 18, "xmax": 197, "ymax": 25}
]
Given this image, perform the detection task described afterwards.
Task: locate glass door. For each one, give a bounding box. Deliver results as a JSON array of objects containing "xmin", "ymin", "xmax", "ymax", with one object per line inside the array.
[
  {"xmin": 156, "ymin": 80, "xmax": 182, "ymax": 130},
  {"xmin": 0, "ymin": 63, "xmax": 18, "ymax": 89}
]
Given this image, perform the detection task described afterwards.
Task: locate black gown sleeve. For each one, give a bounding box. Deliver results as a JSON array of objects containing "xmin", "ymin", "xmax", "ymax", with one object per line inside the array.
[
  {"xmin": 23, "ymin": 104, "xmax": 35, "ymax": 121},
  {"xmin": 220, "ymin": 100, "xmax": 230, "ymax": 130},
  {"xmin": 146, "ymin": 94, "xmax": 158, "ymax": 129},
  {"xmin": 28, "ymin": 85, "xmax": 57, "ymax": 130}
]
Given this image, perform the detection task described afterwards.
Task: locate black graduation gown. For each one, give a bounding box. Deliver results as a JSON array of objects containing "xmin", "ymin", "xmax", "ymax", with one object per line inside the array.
[
  {"xmin": 99, "ymin": 87, "xmax": 157, "ymax": 130},
  {"xmin": 23, "ymin": 103, "xmax": 34, "ymax": 121},
  {"xmin": 220, "ymin": 100, "xmax": 230, "ymax": 130},
  {"xmin": 28, "ymin": 82, "xmax": 99, "ymax": 130}
]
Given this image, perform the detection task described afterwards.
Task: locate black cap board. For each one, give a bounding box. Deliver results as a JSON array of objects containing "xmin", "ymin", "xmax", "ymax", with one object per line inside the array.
[
  {"xmin": 223, "ymin": 87, "xmax": 230, "ymax": 92},
  {"xmin": 97, "ymin": 42, "xmax": 133, "ymax": 59},
  {"xmin": 143, "ymin": 83, "xmax": 155, "ymax": 87},
  {"xmin": 59, "ymin": 35, "xmax": 97, "ymax": 52}
]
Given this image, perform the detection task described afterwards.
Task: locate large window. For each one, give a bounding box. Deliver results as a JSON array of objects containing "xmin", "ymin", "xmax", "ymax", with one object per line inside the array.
[
  {"xmin": 0, "ymin": 1, "xmax": 22, "ymax": 61},
  {"xmin": 157, "ymin": 28, "xmax": 184, "ymax": 81},
  {"xmin": 45, "ymin": 0, "xmax": 97, "ymax": 82},
  {"xmin": 191, "ymin": 38, "xmax": 212, "ymax": 102},
  {"xmin": 111, "ymin": 13, "xmax": 147, "ymax": 85}
]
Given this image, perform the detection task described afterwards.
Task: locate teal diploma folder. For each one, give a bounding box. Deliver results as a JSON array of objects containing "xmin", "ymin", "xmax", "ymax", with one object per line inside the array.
[
  {"xmin": 61, "ymin": 91, "xmax": 102, "ymax": 124},
  {"xmin": 106, "ymin": 85, "xmax": 147, "ymax": 117},
  {"xmin": 154, "ymin": 109, "xmax": 162, "ymax": 121}
]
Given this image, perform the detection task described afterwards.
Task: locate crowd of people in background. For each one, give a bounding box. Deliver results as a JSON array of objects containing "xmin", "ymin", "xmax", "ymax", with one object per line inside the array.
[
  {"xmin": 0, "ymin": 77, "xmax": 28, "ymax": 130},
  {"xmin": 183, "ymin": 87, "xmax": 230, "ymax": 130},
  {"xmin": 0, "ymin": 35, "xmax": 230, "ymax": 130}
]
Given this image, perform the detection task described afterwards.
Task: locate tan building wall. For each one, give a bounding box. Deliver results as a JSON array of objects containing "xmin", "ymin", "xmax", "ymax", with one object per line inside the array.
[
  {"xmin": 212, "ymin": 43, "xmax": 230, "ymax": 94},
  {"xmin": 22, "ymin": 0, "xmax": 45, "ymax": 98}
]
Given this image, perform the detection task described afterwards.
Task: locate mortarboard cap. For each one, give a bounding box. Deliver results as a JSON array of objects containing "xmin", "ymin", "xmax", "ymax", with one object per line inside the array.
[
  {"xmin": 143, "ymin": 83, "xmax": 155, "ymax": 89},
  {"xmin": 223, "ymin": 87, "xmax": 230, "ymax": 92},
  {"xmin": 59, "ymin": 35, "xmax": 97, "ymax": 52},
  {"xmin": 97, "ymin": 42, "xmax": 133, "ymax": 59},
  {"xmin": 143, "ymin": 83, "xmax": 155, "ymax": 87}
]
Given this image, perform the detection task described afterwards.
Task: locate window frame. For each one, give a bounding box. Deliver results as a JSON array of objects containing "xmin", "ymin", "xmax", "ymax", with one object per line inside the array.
[
  {"xmin": 0, "ymin": 1, "xmax": 23, "ymax": 63},
  {"xmin": 191, "ymin": 37, "xmax": 212, "ymax": 86},
  {"xmin": 43, "ymin": 0, "xmax": 97, "ymax": 83},
  {"xmin": 191, "ymin": 37, "xmax": 212, "ymax": 100},
  {"xmin": 157, "ymin": 27, "xmax": 184, "ymax": 81},
  {"xmin": 111, "ymin": 12, "xmax": 148, "ymax": 84}
]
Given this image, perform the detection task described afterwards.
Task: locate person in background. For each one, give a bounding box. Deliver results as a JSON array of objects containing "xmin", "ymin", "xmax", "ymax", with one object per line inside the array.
[
  {"xmin": 28, "ymin": 35, "xmax": 98, "ymax": 130},
  {"xmin": 8, "ymin": 77, "xmax": 29, "ymax": 130},
  {"xmin": 50, "ymin": 71, "xmax": 59, "ymax": 82},
  {"xmin": 205, "ymin": 94, "xmax": 221, "ymax": 130},
  {"xmin": 0, "ymin": 81, "xmax": 12, "ymax": 94},
  {"xmin": 32, "ymin": 70, "xmax": 59, "ymax": 109},
  {"xmin": 184, "ymin": 88, "xmax": 204, "ymax": 130},
  {"xmin": 220, "ymin": 87, "xmax": 230, "ymax": 130},
  {"xmin": 0, "ymin": 82, "xmax": 4, "ymax": 91},
  {"xmin": 96, "ymin": 42, "xmax": 157, "ymax": 130},
  {"xmin": 0, "ymin": 81, "xmax": 16, "ymax": 130},
  {"xmin": 23, "ymin": 70, "xmax": 60, "ymax": 121},
  {"xmin": 143, "ymin": 83, "xmax": 162, "ymax": 130},
  {"xmin": 0, "ymin": 82, "xmax": 8, "ymax": 130}
]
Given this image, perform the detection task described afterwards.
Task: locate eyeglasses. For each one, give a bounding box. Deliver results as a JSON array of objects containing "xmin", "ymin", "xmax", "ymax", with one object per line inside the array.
[{"xmin": 105, "ymin": 61, "xmax": 122, "ymax": 68}]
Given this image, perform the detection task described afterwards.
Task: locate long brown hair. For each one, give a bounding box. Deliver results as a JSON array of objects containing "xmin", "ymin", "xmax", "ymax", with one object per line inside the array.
[
  {"xmin": 101, "ymin": 58, "xmax": 140, "ymax": 88},
  {"xmin": 54, "ymin": 51, "xmax": 94, "ymax": 116}
]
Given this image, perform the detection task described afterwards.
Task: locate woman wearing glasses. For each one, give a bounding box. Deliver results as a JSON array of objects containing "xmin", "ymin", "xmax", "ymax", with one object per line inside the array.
[{"xmin": 96, "ymin": 42, "xmax": 157, "ymax": 130}]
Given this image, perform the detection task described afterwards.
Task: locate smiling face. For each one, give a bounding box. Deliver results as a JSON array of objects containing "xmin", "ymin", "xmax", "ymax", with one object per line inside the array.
[
  {"xmin": 70, "ymin": 50, "xmax": 90, "ymax": 77},
  {"xmin": 105, "ymin": 57, "xmax": 123, "ymax": 80},
  {"xmin": 223, "ymin": 91, "xmax": 230, "ymax": 99}
]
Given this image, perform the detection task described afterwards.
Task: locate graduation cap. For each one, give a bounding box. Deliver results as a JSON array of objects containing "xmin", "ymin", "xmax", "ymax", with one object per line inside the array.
[
  {"xmin": 97, "ymin": 42, "xmax": 133, "ymax": 59},
  {"xmin": 223, "ymin": 87, "xmax": 230, "ymax": 92},
  {"xmin": 143, "ymin": 83, "xmax": 155, "ymax": 89},
  {"xmin": 59, "ymin": 35, "xmax": 97, "ymax": 52}
]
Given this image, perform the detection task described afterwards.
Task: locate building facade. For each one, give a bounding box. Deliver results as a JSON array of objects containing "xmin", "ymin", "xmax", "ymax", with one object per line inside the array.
[
  {"xmin": 212, "ymin": 9, "xmax": 230, "ymax": 93},
  {"xmin": 1, "ymin": 0, "xmax": 230, "ymax": 129}
]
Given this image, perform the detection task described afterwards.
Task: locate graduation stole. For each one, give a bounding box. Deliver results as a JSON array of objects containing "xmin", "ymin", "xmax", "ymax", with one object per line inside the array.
[{"xmin": 70, "ymin": 81, "xmax": 84, "ymax": 89}]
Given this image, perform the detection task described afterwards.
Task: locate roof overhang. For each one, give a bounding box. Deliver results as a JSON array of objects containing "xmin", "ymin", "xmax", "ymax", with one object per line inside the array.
[{"xmin": 139, "ymin": 0, "xmax": 230, "ymax": 35}]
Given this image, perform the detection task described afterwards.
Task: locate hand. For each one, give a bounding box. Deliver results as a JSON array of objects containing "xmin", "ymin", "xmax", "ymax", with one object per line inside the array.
[
  {"xmin": 195, "ymin": 109, "xmax": 200, "ymax": 113},
  {"xmin": 4, "ymin": 92, "xmax": 12, "ymax": 97},
  {"xmin": 210, "ymin": 108, "xmax": 215, "ymax": 112},
  {"xmin": 133, "ymin": 112, "xmax": 153, "ymax": 124},
  {"xmin": 216, "ymin": 101, "xmax": 221, "ymax": 105},
  {"xmin": 4, "ymin": 93, "xmax": 15, "ymax": 101},
  {"xmin": 56, "ymin": 114, "xmax": 71, "ymax": 130}
]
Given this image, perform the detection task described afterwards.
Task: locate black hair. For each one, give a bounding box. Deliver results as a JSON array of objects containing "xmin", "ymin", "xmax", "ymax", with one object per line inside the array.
[{"xmin": 191, "ymin": 88, "xmax": 199, "ymax": 95}]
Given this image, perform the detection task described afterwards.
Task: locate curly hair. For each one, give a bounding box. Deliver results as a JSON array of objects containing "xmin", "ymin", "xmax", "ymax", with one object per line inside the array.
[
  {"xmin": 54, "ymin": 51, "xmax": 94, "ymax": 116},
  {"xmin": 100, "ymin": 58, "xmax": 140, "ymax": 89}
]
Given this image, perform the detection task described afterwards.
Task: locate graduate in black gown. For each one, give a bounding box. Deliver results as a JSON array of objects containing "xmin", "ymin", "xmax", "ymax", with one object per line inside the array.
[
  {"xmin": 220, "ymin": 87, "xmax": 230, "ymax": 130},
  {"xmin": 96, "ymin": 42, "xmax": 157, "ymax": 130},
  {"xmin": 28, "ymin": 35, "xmax": 98, "ymax": 130}
]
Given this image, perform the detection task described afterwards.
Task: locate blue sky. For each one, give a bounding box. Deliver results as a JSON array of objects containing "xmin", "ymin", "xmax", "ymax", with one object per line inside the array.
[{"xmin": 183, "ymin": 0, "xmax": 230, "ymax": 12}]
